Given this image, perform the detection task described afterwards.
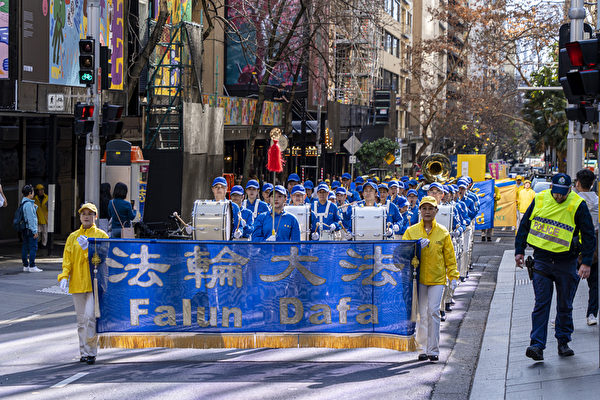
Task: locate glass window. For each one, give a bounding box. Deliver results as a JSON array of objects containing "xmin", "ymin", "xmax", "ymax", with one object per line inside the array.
[
  {"xmin": 395, "ymin": 1, "xmax": 401, "ymax": 22},
  {"xmin": 392, "ymin": 1, "xmax": 398, "ymax": 22}
]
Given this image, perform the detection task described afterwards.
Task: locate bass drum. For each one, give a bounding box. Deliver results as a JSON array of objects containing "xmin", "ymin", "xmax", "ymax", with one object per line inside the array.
[
  {"xmin": 192, "ymin": 200, "xmax": 233, "ymax": 240},
  {"xmin": 419, "ymin": 204, "xmax": 453, "ymax": 231},
  {"xmin": 284, "ymin": 204, "xmax": 311, "ymax": 241},
  {"xmin": 352, "ymin": 206, "xmax": 387, "ymax": 241}
]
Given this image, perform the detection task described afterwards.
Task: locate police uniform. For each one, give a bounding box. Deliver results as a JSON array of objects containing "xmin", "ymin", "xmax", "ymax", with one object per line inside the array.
[{"xmin": 516, "ymin": 174, "xmax": 595, "ymax": 359}]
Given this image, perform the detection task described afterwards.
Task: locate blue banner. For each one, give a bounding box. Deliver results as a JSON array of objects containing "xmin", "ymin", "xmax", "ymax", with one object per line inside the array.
[
  {"xmin": 473, "ymin": 180, "xmax": 495, "ymax": 230},
  {"xmin": 89, "ymin": 240, "xmax": 418, "ymax": 344}
]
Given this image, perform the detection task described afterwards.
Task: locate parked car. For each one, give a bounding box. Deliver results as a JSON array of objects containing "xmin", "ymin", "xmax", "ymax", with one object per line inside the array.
[
  {"xmin": 533, "ymin": 181, "xmax": 552, "ymax": 193},
  {"xmin": 510, "ymin": 163, "xmax": 531, "ymax": 176}
]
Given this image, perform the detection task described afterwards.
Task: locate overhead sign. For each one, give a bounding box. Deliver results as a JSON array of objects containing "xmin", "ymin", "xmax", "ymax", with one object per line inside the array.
[
  {"xmin": 47, "ymin": 94, "xmax": 65, "ymax": 112},
  {"xmin": 344, "ymin": 135, "xmax": 362, "ymax": 155}
]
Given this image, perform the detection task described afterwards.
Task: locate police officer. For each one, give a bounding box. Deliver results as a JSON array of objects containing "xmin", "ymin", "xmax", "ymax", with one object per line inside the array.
[
  {"xmin": 230, "ymin": 185, "xmax": 253, "ymax": 239},
  {"xmin": 515, "ymin": 173, "xmax": 595, "ymax": 361},
  {"xmin": 252, "ymin": 185, "xmax": 301, "ymax": 241}
]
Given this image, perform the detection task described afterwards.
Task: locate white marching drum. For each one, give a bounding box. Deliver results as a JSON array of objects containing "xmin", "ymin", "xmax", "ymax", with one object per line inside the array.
[
  {"xmin": 284, "ymin": 204, "xmax": 311, "ymax": 241},
  {"xmin": 192, "ymin": 200, "xmax": 232, "ymax": 240},
  {"xmin": 352, "ymin": 206, "xmax": 387, "ymax": 240}
]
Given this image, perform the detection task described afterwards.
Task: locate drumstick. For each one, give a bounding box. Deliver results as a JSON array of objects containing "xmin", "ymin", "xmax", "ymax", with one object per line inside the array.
[{"xmin": 173, "ymin": 212, "xmax": 190, "ymax": 228}]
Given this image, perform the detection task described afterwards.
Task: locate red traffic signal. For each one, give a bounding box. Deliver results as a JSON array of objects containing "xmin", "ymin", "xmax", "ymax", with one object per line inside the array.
[
  {"xmin": 74, "ymin": 102, "xmax": 95, "ymax": 136},
  {"xmin": 74, "ymin": 103, "xmax": 94, "ymax": 119},
  {"xmin": 565, "ymin": 39, "xmax": 599, "ymax": 67}
]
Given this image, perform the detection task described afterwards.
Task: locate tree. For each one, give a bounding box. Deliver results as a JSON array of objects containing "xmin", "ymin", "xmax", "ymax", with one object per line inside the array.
[{"xmin": 355, "ymin": 138, "xmax": 400, "ymax": 174}]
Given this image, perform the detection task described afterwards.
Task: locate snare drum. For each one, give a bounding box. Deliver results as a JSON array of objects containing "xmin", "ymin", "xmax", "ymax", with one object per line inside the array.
[
  {"xmin": 192, "ymin": 200, "xmax": 233, "ymax": 240},
  {"xmin": 352, "ymin": 206, "xmax": 387, "ymax": 241},
  {"xmin": 284, "ymin": 204, "xmax": 311, "ymax": 241}
]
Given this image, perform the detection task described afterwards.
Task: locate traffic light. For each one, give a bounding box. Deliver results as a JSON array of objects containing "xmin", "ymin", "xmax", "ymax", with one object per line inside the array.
[
  {"xmin": 100, "ymin": 46, "xmax": 112, "ymax": 90},
  {"xmin": 565, "ymin": 103, "xmax": 598, "ymax": 123},
  {"xmin": 79, "ymin": 38, "xmax": 95, "ymax": 86},
  {"xmin": 560, "ymin": 38, "xmax": 600, "ymax": 98},
  {"xmin": 101, "ymin": 103, "xmax": 124, "ymax": 138},
  {"xmin": 74, "ymin": 103, "xmax": 95, "ymax": 136}
]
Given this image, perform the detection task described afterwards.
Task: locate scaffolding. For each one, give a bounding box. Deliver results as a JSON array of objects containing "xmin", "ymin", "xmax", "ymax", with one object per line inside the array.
[
  {"xmin": 332, "ymin": 0, "xmax": 381, "ymax": 105},
  {"xmin": 144, "ymin": 19, "xmax": 202, "ymax": 150}
]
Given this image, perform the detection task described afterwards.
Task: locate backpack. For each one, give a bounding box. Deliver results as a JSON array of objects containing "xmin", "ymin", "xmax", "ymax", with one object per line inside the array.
[{"xmin": 12, "ymin": 203, "xmax": 27, "ymax": 232}]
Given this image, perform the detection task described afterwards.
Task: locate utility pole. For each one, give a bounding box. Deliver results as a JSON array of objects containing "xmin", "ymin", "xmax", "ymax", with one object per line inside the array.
[
  {"xmin": 567, "ymin": 0, "xmax": 586, "ymax": 177},
  {"xmin": 84, "ymin": 0, "xmax": 102, "ymax": 206}
]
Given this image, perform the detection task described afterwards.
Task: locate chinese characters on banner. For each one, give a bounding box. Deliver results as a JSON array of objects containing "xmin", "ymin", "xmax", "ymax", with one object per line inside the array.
[{"xmin": 91, "ymin": 240, "xmax": 417, "ymax": 338}]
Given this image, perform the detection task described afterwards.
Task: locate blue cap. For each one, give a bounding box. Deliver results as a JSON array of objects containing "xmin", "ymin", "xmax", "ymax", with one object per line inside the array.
[
  {"xmin": 466, "ymin": 176, "xmax": 473, "ymax": 183},
  {"xmin": 273, "ymin": 185, "xmax": 287, "ymax": 195},
  {"xmin": 332, "ymin": 180, "xmax": 341, "ymax": 189},
  {"xmin": 429, "ymin": 182, "xmax": 443, "ymax": 192},
  {"xmin": 396, "ymin": 196, "xmax": 408, "ymax": 208},
  {"xmin": 367, "ymin": 178, "xmax": 375, "ymax": 183},
  {"xmin": 551, "ymin": 173, "xmax": 571, "ymax": 195},
  {"xmin": 287, "ymin": 173, "xmax": 300, "ymax": 183},
  {"xmin": 418, "ymin": 175, "xmax": 425, "ymax": 181},
  {"xmin": 355, "ymin": 176, "xmax": 365, "ymax": 184},
  {"xmin": 363, "ymin": 181, "xmax": 378, "ymax": 192},
  {"xmin": 262, "ymin": 183, "xmax": 273, "ymax": 192},
  {"xmin": 447, "ymin": 185, "xmax": 456, "ymax": 194},
  {"xmin": 341, "ymin": 173, "xmax": 352, "ymax": 180},
  {"xmin": 304, "ymin": 180, "xmax": 314, "ymax": 189},
  {"xmin": 407, "ymin": 189, "xmax": 418, "ymax": 197},
  {"xmin": 212, "ymin": 177, "xmax": 228, "ymax": 188},
  {"xmin": 336, "ymin": 187, "xmax": 347, "ymax": 195},
  {"xmin": 245, "ymin": 179, "xmax": 260, "ymax": 189},
  {"xmin": 443, "ymin": 185, "xmax": 450, "ymax": 194},
  {"xmin": 457, "ymin": 177, "xmax": 468, "ymax": 185},
  {"xmin": 458, "ymin": 182, "xmax": 468, "ymax": 189},
  {"xmin": 402, "ymin": 182, "xmax": 410, "ymax": 190},
  {"xmin": 378, "ymin": 183, "xmax": 389, "ymax": 191},
  {"xmin": 357, "ymin": 185, "xmax": 363, "ymax": 193},
  {"xmin": 316, "ymin": 183, "xmax": 329, "ymax": 192},
  {"xmin": 389, "ymin": 180, "xmax": 400, "ymax": 188},
  {"xmin": 291, "ymin": 184, "xmax": 306, "ymax": 195},
  {"xmin": 409, "ymin": 179, "xmax": 418, "ymax": 186},
  {"xmin": 401, "ymin": 176, "xmax": 409, "ymax": 182},
  {"xmin": 328, "ymin": 191, "xmax": 336, "ymax": 199},
  {"xmin": 230, "ymin": 185, "xmax": 244, "ymax": 196},
  {"xmin": 451, "ymin": 184, "xmax": 459, "ymax": 191}
]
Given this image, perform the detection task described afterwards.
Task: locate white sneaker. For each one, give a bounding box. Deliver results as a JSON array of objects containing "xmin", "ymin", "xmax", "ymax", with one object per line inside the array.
[
  {"xmin": 22, "ymin": 266, "xmax": 29, "ymax": 272},
  {"xmin": 587, "ymin": 314, "xmax": 598, "ymax": 326},
  {"xmin": 28, "ymin": 266, "xmax": 43, "ymax": 272}
]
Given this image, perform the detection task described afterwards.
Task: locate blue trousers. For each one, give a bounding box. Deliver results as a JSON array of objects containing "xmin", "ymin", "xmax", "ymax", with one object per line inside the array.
[
  {"xmin": 21, "ymin": 230, "xmax": 38, "ymax": 268},
  {"xmin": 530, "ymin": 258, "xmax": 579, "ymax": 349}
]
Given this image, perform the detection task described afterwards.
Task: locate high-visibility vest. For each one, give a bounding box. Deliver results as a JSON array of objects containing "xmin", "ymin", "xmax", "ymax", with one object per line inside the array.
[{"xmin": 526, "ymin": 189, "xmax": 583, "ymax": 253}]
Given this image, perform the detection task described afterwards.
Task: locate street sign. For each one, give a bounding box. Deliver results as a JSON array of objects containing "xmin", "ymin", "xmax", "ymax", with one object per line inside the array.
[
  {"xmin": 385, "ymin": 152, "xmax": 396, "ymax": 165},
  {"xmin": 349, "ymin": 155, "xmax": 357, "ymax": 164},
  {"xmin": 47, "ymin": 94, "xmax": 65, "ymax": 112},
  {"xmin": 344, "ymin": 135, "xmax": 362, "ymax": 154}
]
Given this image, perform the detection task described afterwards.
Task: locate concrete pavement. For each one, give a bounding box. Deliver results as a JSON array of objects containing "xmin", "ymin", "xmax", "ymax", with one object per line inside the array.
[{"xmin": 471, "ymin": 250, "xmax": 600, "ymax": 399}]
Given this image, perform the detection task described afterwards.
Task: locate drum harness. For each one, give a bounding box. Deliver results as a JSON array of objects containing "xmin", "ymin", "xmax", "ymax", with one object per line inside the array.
[
  {"xmin": 243, "ymin": 199, "xmax": 261, "ymax": 219},
  {"xmin": 313, "ymin": 200, "xmax": 332, "ymax": 234}
]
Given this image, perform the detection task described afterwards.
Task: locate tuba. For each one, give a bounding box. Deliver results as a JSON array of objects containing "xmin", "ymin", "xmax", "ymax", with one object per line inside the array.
[{"xmin": 422, "ymin": 153, "xmax": 451, "ymax": 183}]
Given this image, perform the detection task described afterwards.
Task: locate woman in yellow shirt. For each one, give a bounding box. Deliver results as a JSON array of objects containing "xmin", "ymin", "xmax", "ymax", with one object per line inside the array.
[
  {"xmin": 403, "ymin": 196, "xmax": 459, "ymax": 362},
  {"xmin": 57, "ymin": 203, "xmax": 108, "ymax": 365},
  {"xmin": 516, "ymin": 180, "xmax": 535, "ymax": 226}
]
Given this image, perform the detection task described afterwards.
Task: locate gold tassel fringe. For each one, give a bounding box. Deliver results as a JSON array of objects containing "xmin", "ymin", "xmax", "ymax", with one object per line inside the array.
[
  {"xmin": 99, "ymin": 333, "xmax": 417, "ymax": 352},
  {"xmin": 411, "ymin": 277, "xmax": 418, "ymax": 322}
]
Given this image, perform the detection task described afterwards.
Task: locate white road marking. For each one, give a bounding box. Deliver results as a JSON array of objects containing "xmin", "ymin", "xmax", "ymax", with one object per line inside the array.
[
  {"xmin": 495, "ymin": 238, "xmax": 501, "ymax": 243},
  {"xmin": 51, "ymin": 372, "xmax": 89, "ymax": 389}
]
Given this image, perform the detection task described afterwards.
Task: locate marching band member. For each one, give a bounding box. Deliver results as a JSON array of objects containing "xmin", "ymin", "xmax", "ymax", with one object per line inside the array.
[
  {"xmin": 311, "ymin": 183, "xmax": 342, "ymax": 239},
  {"xmin": 462, "ymin": 177, "xmax": 481, "ymax": 213},
  {"xmin": 427, "ymin": 182, "xmax": 445, "ymax": 206},
  {"xmin": 379, "ymin": 183, "xmax": 403, "ymax": 235},
  {"xmin": 252, "ymin": 185, "xmax": 301, "ymax": 242},
  {"xmin": 331, "ymin": 180, "xmax": 341, "ymax": 191},
  {"xmin": 407, "ymin": 189, "xmax": 420, "ymax": 226},
  {"xmin": 417, "ymin": 175, "xmax": 427, "ymax": 200},
  {"xmin": 230, "ymin": 185, "xmax": 254, "ymax": 239},
  {"xmin": 328, "ymin": 191, "xmax": 336, "ymax": 203},
  {"xmin": 355, "ymin": 182, "xmax": 396, "ymax": 238},
  {"xmin": 395, "ymin": 196, "xmax": 412, "ymax": 235},
  {"xmin": 403, "ymin": 196, "xmax": 459, "ymax": 362},
  {"xmin": 388, "ymin": 180, "xmax": 400, "ymax": 205},
  {"xmin": 290, "ymin": 184, "xmax": 307, "ymax": 206},
  {"xmin": 341, "ymin": 173, "xmax": 360, "ymax": 203},
  {"xmin": 262, "ymin": 183, "xmax": 273, "ymax": 204},
  {"xmin": 243, "ymin": 179, "xmax": 270, "ymax": 219},
  {"xmin": 286, "ymin": 173, "xmax": 301, "ymax": 196},
  {"xmin": 304, "ymin": 180, "xmax": 315, "ymax": 204},
  {"xmin": 457, "ymin": 180, "xmax": 477, "ymax": 222},
  {"xmin": 356, "ymin": 185, "xmax": 364, "ymax": 200},
  {"xmin": 211, "ymin": 177, "xmax": 243, "ymax": 240}
]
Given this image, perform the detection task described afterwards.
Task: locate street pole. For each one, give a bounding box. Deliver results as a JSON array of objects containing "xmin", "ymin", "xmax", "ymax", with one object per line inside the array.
[
  {"xmin": 567, "ymin": 0, "xmax": 586, "ymax": 178},
  {"xmin": 84, "ymin": 0, "xmax": 102, "ymax": 206}
]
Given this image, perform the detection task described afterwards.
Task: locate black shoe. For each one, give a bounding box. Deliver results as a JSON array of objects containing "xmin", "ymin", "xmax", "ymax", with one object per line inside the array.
[
  {"xmin": 418, "ymin": 353, "xmax": 428, "ymax": 361},
  {"xmin": 428, "ymin": 355, "xmax": 439, "ymax": 362},
  {"xmin": 79, "ymin": 357, "xmax": 87, "ymax": 363},
  {"xmin": 481, "ymin": 237, "xmax": 486, "ymax": 242},
  {"xmin": 487, "ymin": 237, "xmax": 492, "ymax": 242},
  {"xmin": 526, "ymin": 345, "xmax": 544, "ymax": 361},
  {"xmin": 440, "ymin": 310, "xmax": 446, "ymax": 322},
  {"xmin": 445, "ymin": 303, "xmax": 452, "ymax": 312},
  {"xmin": 558, "ymin": 343, "xmax": 574, "ymax": 357},
  {"xmin": 86, "ymin": 356, "xmax": 96, "ymax": 365}
]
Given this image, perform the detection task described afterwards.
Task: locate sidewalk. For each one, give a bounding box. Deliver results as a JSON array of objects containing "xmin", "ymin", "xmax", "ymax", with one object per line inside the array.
[{"xmin": 471, "ymin": 250, "xmax": 600, "ymax": 399}]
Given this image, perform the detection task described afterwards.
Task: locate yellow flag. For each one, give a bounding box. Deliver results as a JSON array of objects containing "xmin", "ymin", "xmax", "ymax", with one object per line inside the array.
[{"xmin": 385, "ymin": 153, "xmax": 395, "ymax": 165}]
